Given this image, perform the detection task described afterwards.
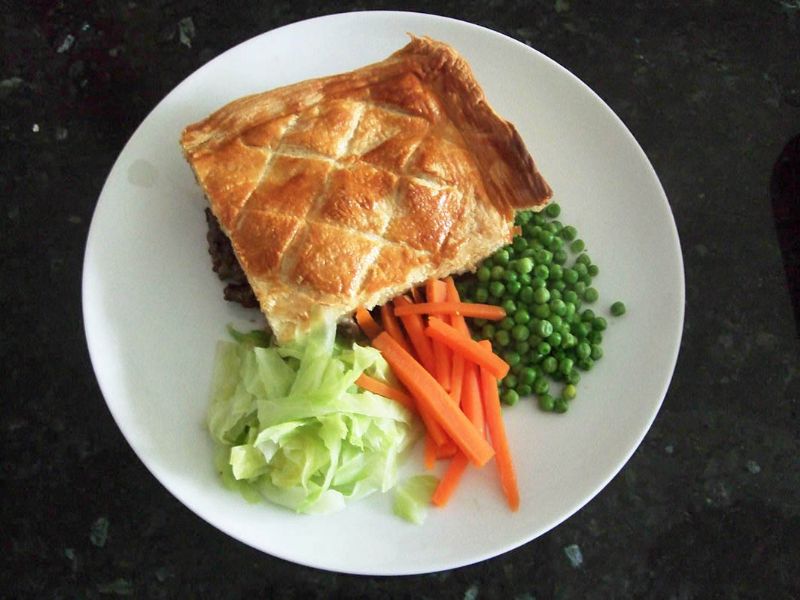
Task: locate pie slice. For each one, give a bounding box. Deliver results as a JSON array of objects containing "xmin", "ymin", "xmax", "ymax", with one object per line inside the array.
[{"xmin": 181, "ymin": 36, "xmax": 552, "ymax": 342}]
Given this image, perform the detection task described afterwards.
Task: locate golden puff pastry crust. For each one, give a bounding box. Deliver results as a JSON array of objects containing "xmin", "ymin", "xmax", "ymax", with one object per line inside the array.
[{"xmin": 181, "ymin": 36, "xmax": 552, "ymax": 341}]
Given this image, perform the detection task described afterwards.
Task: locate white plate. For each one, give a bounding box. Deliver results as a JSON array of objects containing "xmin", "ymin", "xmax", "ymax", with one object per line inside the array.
[{"xmin": 82, "ymin": 11, "xmax": 684, "ymax": 575}]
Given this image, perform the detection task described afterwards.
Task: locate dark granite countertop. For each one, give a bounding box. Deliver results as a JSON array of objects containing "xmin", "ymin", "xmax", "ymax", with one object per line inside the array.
[{"xmin": 3, "ymin": 1, "xmax": 799, "ymax": 597}]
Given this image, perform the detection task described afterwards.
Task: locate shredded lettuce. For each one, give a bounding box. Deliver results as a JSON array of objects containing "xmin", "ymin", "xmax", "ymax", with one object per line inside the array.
[
  {"xmin": 208, "ymin": 313, "xmax": 420, "ymax": 515},
  {"xmin": 393, "ymin": 475, "xmax": 439, "ymax": 524}
]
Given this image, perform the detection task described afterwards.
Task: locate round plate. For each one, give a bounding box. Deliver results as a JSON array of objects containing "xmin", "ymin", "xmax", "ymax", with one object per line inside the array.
[{"xmin": 83, "ymin": 12, "xmax": 684, "ymax": 575}]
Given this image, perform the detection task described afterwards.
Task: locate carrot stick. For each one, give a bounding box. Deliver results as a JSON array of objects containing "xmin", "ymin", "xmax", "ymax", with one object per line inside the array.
[
  {"xmin": 431, "ymin": 453, "xmax": 469, "ymax": 507},
  {"xmin": 460, "ymin": 362, "xmax": 485, "ymax": 434},
  {"xmin": 411, "ymin": 285, "xmax": 424, "ymax": 304},
  {"xmin": 394, "ymin": 302, "xmax": 506, "ymax": 320},
  {"xmin": 480, "ymin": 359, "xmax": 520, "ymax": 511},
  {"xmin": 424, "ymin": 434, "xmax": 436, "ymax": 470},
  {"xmin": 444, "ymin": 278, "xmax": 467, "ymax": 404},
  {"xmin": 380, "ymin": 304, "xmax": 414, "ymax": 356},
  {"xmin": 416, "ymin": 402, "xmax": 449, "ymax": 447},
  {"xmin": 435, "ymin": 440, "xmax": 457, "ymax": 459},
  {"xmin": 431, "ymin": 362, "xmax": 485, "ymax": 507},
  {"xmin": 426, "ymin": 280, "xmax": 451, "ymax": 392},
  {"xmin": 393, "ymin": 296, "xmax": 436, "ymax": 374},
  {"xmin": 449, "ymin": 354, "xmax": 465, "ymax": 405},
  {"xmin": 425, "ymin": 318, "xmax": 510, "ymax": 379},
  {"xmin": 372, "ymin": 332, "xmax": 494, "ymax": 467},
  {"xmin": 354, "ymin": 374, "xmax": 414, "ymax": 412},
  {"xmin": 355, "ymin": 306, "xmax": 381, "ymax": 339}
]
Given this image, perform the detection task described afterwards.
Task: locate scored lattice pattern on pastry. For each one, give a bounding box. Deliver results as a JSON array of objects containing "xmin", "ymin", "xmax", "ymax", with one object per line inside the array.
[{"xmin": 182, "ymin": 36, "xmax": 552, "ymax": 341}]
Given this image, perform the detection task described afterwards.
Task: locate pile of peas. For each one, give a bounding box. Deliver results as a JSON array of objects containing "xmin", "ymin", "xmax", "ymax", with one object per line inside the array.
[{"xmin": 456, "ymin": 203, "xmax": 626, "ymax": 413}]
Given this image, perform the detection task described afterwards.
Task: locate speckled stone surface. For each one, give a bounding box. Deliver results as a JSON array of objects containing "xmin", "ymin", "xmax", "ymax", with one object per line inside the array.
[{"xmin": 2, "ymin": 1, "xmax": 799, "ymax": 598}]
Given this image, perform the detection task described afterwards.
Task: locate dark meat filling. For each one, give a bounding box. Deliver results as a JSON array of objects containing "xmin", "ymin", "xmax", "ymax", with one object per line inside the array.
[{"xmin": 205, "ymin": 208, "xmax": 258, "ymax": 308}]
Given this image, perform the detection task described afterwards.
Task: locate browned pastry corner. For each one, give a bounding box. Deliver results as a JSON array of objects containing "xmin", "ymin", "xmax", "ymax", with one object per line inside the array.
[{"xmin": 181, "ymin": 35, "xmax": 553, "ymax": 341}]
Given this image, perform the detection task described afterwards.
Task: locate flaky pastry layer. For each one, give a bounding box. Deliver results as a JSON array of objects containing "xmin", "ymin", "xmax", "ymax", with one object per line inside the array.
[{"xmin": 181, "ymin": 36, "xmax": 552, "ymax": 341}]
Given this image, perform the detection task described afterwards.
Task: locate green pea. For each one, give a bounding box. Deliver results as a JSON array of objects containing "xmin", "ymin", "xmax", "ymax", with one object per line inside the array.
[
  {"xmin": 550, "ymin": 314, "xmax": 563, "ymax": 329},
  {"xmin": 559, "ymin": 357, "xmax": 574, "ymax": 375},
  {"xmin": 512, "ymin": 325, "xmax": 530, "ymax": 341},
  {"xmin": 560, "ymin": 225, "xmax": 577, "ymax": 241},
  {"xmin": 538, "ymin": 393, "xmax": 555, "ymax": 412},
  {"xmin": 519, "ymin": 286, "xmax": 534, "ymax": 303},
  {"xmin": 566, "ymin": 368, "xmax": 581, "ymax": 385},
  {"xmin": 588, "ymin": 331, "xmax": 603, "ymax": 344},
  {"xmin": 583, "ymin": 287, "xmax": 599, "ymax": 303},
  {"xmin": 491, "ymin": 265, "xmax": 505, "ymax": 280},
  {"xmin": 553, "ymin": 398, "xmax": 569, "ymax": 413},
  {"xmin": 494, "ymin": 249, "xmax": 510, "ymax": 265},
  {"xmin": 499, "ymin": 317, "xmax": 515, "ymax": 331},
  {"xmin": 537, "ymin": 319, "xmax": 554, "ymax": 338},
  {"xmin": 533, "ymin": 264, "xmax": 549, "ymax": 280},
  {"xmin": 570, "ymin": 239, "xmax": 585, "ymax": 253},
  {"xmin": 504, "ymin": 270, "xmax": 518, "ymax": 283},
  {"xmin": 573, "ymin": 262, "xmax": 588, "ymax": 277},
  {"xmin": 495, "ymin": 330, "xmax": 511, "ymax": 347},
  {"xmin": 534, "ymin": 377, "xmax": 550, "ymax": 395},
  {"xmin": 518, "ymin": 384, "xmax": 533, "ymax": 396},
  {"xmin": 502, "ymin": 389, "xmax": 520, "ymax": 406},
  {"xmin": 506, "ymin": 280, "xmax": 521, "ymax": 296},
  {"xmin": 532, "ymin": 304, "xmax": 550, "ymax": 318},
  {"xmin": 533, "ymin": 287, "xmax": 551, "ymax": 304},
  {"xmin": 576, "ymin": 253, "xmax": 592, "ymax": 266},
  {"xmin": 489, "ymin": 281, "xmax": 505, "ymax": 297},
  {"xmin": 512, "ymin": 236, "xmax": 528, "ymax": 252},
  {"xmin": 545, "ymin": 202, "xmax": 561, "ymax": 218},
  {"xmin": 573, "ymin": 322, "xmax": 590, "ymax": 339},
  {"xmin": 475, "ymin": 287, "xmax": 489, "ymax": 302},
  {"xmin": 576, "ymin": 341, "xmax": 591, "ymax": 359},
  {"xmin": 519, "ymin": 273, "xmax": 532, "ymax": 285},
  {"xmin": 591, "ymin": 344, "xmax": 604, "ymax": 360},
  {"xmin": 549, "ymin": 264, "xmax": 564, "ymax": 280},
  {"xmin": 592, "ymin": 317, "xmax": 607, "ymax": 331},
  {"xmin": 514, "ymin": 309, "xmax": 531, "ymax": 324},
  {"xmin": 531, "ymin": 276, "xmax": 546, "ymax": 290},
  {"xmin": 477, "ymin": 266, "xmax": 491, "ymax": 282},
  {"xmin": 577, "ymin": 357, "xmax": 594, "ymax": 371},
  {"xmin": 515, "ymin": 341, "xmax": 530, "ymax": 354},
  {"xmin": 562, "ymin": 384, "xmax": 577, "ymax": 400},
  {"xmin": 542, "ymin": 356, "xmax": 558, "ymax": 373},
  {"xmin": 482, "ymin": 324, "xmax": 497, "ymax": 339},
  {"xmin": 537, "ymin": 341, "xmax": 551, "ymax": 355},
  {"xmin": 588, "ymin": 264, "xmax": 599, "ymax": 277},
  {"xmin": 610, "ymin": 301, "xmax": 626, "ymax": 316},
  {"xmin": 564, "ymin": 302, "xmax": 577, "ymax": 320},
  {"xmin": 550, "ymin": 299, "xmax": 567, "ymax": 316},
  {"xmin": 563, "ymin": 290, "xmax": 579, "ymax": 304},
  {"xmin": 538, "ymin": 230, "xmax": 554, "ymax": 246},
  {"xmin": 535, "ymin": 249, "xmax": 553, "ymax": 264},
  {"xmin": 582, "ymin": 309, "xmax": 596, "ymax": 322},
  {"xmin": 502, "ymin": 299, "xmax": 517, "ymax": 314},
  {"xmin": 553, "ymin": 249, "xmax": 568, "ymax": 265},
  {"xmin": 520, "ymin": 367, "xmax": 537, "ymax": 385},
  {"xmin": 563, "ymin": 333, "xmax": 577, "ymax": 348},
  {"xmin": 515, "ymin": 257, "xmax": 534, "ymax": 274},
  {"xmin": 547, "ymin": 331, "xmax": 562, "ymax": 347}
]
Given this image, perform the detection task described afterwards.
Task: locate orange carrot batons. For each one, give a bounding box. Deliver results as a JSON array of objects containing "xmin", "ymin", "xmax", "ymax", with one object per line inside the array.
[{"xmin": 372, "ymin": 332, "xmax": 494, "ymax": 467}]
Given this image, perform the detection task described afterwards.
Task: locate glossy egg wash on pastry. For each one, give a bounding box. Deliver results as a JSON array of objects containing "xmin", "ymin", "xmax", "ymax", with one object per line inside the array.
[{"xmin": 181, "ymin": 36, "xmax": 552, "ymax": 341}]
